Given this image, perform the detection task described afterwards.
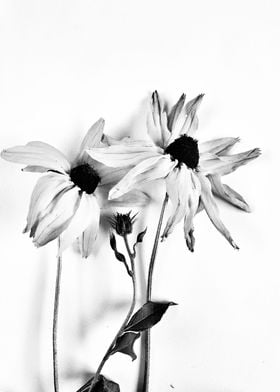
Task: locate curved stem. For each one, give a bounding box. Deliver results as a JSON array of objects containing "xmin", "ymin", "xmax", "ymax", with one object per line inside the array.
[
  {"xmin": 53, "ymin": 238, "xmax": 62, "ymax": 392},
  {"xmin": 142, "ymin": 193, "xmax": 169, "ymax": 392},
  {"xmin": 88, "ymin": 235, "xmax": 137, "ymax": 392}
]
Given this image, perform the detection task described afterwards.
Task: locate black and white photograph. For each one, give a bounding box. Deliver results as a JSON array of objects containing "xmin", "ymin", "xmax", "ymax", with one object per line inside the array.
[{"xmin": 0, "ymin": 1, "xmax": 278, "ymax": 391}]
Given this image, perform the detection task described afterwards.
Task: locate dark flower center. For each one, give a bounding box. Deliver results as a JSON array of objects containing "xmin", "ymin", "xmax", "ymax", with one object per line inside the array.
[
  {"xmin": 70, "ymin": 164, "xmax": 100, "ymax": 194},
  {"xmin": 165, "ymin": 135, "xmax": 199, "ymax": 169}
]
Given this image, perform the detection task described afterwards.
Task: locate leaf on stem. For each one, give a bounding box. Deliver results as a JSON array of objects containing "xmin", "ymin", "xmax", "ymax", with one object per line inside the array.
[
  {"xmin": 77, "ymin": 375, "xmax": 120, "ymax": 392},
  {"xmin": 136, "ymin": 227, "xmax": 147, "ymax": 243},
  {"xmin": 124, "ymin": 301, "xmax": 177, "ymax": 332},
  {"xmin": 110, "ymin": 332, "xmax": 140, "ymax": 361},
  {"xmin": 110, "ymin": 232, "xmax": 127, "ymax": 263}
]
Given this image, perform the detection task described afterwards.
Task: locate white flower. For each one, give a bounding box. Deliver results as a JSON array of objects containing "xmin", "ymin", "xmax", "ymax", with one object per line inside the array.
[
  {"xmin": 1, "ymin": 119, "xmax": 148, "ymax": 257},
  {"xmin": 87, "ymin": 92, "xmax": 261, "ymax": 251}
]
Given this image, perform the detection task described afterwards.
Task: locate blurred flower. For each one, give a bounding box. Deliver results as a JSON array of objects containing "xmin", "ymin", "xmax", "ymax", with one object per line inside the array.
[
  {"xmin": 1, "ymin": 119, "xmax": 148, "ymax": 257},
  {"xmin": 88, "ymin": 92, "xmax": 260, "ymax": 251}
]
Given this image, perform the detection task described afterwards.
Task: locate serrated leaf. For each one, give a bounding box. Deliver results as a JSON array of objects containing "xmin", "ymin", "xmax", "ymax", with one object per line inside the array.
[
  {"xmin": 110, "ymin": 332, "xmax": 140, "ymax": 361},
  {"xmin": 77, "ymin": 375, "xmax": 120, "ymax": 392},
  {"xmin": 136, "ymin": 228, "xmax": 147, "ymax": 243},
  {"xmin": 124, "ymin": 301, "xmax": 177, "ymax": 332}
]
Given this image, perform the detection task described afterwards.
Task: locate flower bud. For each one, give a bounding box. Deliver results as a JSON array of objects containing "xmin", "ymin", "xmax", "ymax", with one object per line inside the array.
[{"xmin": 111, "ymin": 211, "xmax": 137, "ymax": 236}]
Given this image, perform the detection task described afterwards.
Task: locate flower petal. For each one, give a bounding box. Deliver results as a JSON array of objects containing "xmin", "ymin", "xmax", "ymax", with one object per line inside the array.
[
  {"xmin": 167, "ymin": 93, "xmax": 186, "ymax": 131},
  {"xmin": 109, "ymin": 155, "xmax": 176, "ymax": 200},
  {"xmin": 104, "ymin": 189, "xmax": 149, "ymax": 208},
  {"xmin": 199, "ymin": 137, "xmax": 240, "ymax": 155},
  {"xmin": 208, "ymin": 175, "xmax": 251, "ymax": 212},
  {"xmin": 197, "ymin": 173, "xmax": 239, "ymax": 249},
  {"xmin": 80, "ymin": 203, "xmax": 100, "ymax": 258},
  {"xmin": 24, "ymin": 173, "xmax": 73, "ymax": 233},
  {"xmin": 147, "ymin": 91, "xmax": 170, "ymax": 148},
  {"xmin": 59, "ymin": 194, "xmax": 100, "ymax": 254},
  {"xmin": 162, "ymin": 166, "xmax": 200, "ymax": 239},
  {"xmin": 199, "ymin": 148, "xmax": 261, "ymax": 176},
  {"xmin": 1, "ymin": 141, "xmax": 70, "ymax": 173},
  {"xmin": 76, "ymin": 118, "xmax": 105, "ymax": 164},
  {"xmin": 183, "ymin": 172, "xmax": 201, "ymax": 244},
  {"xmin": 87, "ymin": 145, "xmax": 163, "ymax": 168},
  {"xmin": 168, "ymin": 94, "xmax": 204, "ymax": 143},
  {"xmin": 32, "ymin": 187, "xmax": 81, "ymax": 247}
]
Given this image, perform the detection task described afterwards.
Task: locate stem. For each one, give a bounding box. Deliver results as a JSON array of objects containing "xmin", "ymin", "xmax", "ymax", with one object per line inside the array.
[
  {"xmin": 53, "ymin": 238, "xmax": 62, "ymax": 392},
  {"xmin": 142, "ymin": 193, "xmax": 169, "ymax": 392},
  {"xmin": 88, "ymin": 235, "xmax": 137, "ymax": 392}
]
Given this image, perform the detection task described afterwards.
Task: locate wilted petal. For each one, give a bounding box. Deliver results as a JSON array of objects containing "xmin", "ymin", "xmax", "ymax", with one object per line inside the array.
[
  {"xmin": 76, "ymin": 118, "xmax": 105, "ymax": 164},
  {"xmin": 147, "ymin": 91, "xmax": 170, "ymax": 148},
  {"xmin": 197, "ymin": 173, "xmax": 239, "ymax": 249},
  {"xmin": 168, "ymin": 94, "xmax": 204, "ymax": 143},
  {"xmin": 32, "ymin": 187, "xmax": 81, "ymax": 247},
  {"xmin": 183, "ymin": 172, "xmax": 201, "ymax": 247},
  {"xmin": 199, "ymin": 137, "xmax": 240, "ymax": 155},
  {"xmin": 80, "ymin": 206, "xmax": 100, "ymax": 258},
  {"xmin": 162, "ymin": 166, "xmax": 200, "ymax": 239},
  {"xmin": 24, "ymin": 173, "xmax": 73, "ymax": 233},
  {"xmin": 1, "ymin": 141, "xmax": 70, "ymax": 173},
  {"xmin": 105, "ymin": 189, "xmax": 149, "ymax": 208},
  {"xmin": 87, "ymin": 145, "xmax": 163, "ymax": 168},
  {"xmin": 59, "ymin": 194, "xmax": 100, "ymax": 254},
  {"xmin": 109, "ymin": 155, "xmax": 176, "ymax": 200},
  {"xmin": 167, "ymin": 93, "xmax": 186, "ymax": 131},
  {"xmin": 185, "ymin": 226, "xmax": 195, "ymax": 252},
  {"xmin": 209, "ymin": 175, "xmax": 251, "ymax": 212},
  {"xmin": 199, "ymin": 148, "xmax": 261, "ymax": 176}
]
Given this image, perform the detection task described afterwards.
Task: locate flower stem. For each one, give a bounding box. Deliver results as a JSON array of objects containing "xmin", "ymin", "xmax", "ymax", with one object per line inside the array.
[
  {"xmin": 53, "ymin": 238, "xmax": 62, "ymax": 392},
  {"xmin": 88, "ymin": 235, "xmax": 137, "ymax": 392},
  {"xmin": 142, "ymin": 193, "xmax": 169, "ymax": 392}
]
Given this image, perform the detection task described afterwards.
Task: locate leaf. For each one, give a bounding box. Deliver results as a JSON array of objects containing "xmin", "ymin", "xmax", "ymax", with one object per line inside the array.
[
  {"xmin": 110, "ymin": 332, "xmax": 140, "ymax": 361},
  {"xmin": 136, "ymin": 227, "xmax": 147, "ymax": 243},
  {"xmin": 77, "ymin": 375, "xmax": 120, "ymax": 392},
  {"xmin": 124, "ymin": 301, "xmax": 177, "ymax": 332},
  {"xmin": 110, "ymin": 232, "xmax": 127, "ymax": 263}
]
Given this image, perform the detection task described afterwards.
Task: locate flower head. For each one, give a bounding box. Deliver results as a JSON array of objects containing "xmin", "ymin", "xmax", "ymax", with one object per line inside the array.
[
  {"xmin": 87, "ymin": 91, "xmax": 261, "ymax": 251},
  {"xmin": 110, "ymin": 211, "xmax": 137, "ymax": 236},
  {"xmin": 1, "ymin": 119, "xmax": 147, "ymax": 257}
]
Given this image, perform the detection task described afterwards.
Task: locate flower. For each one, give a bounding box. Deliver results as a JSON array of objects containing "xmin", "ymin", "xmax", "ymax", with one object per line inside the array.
[
  {"xmin": 87, "ymin": 91, "xmax": 261, "ymax": 251},
  {"xmin": 109, "ymin": 211, "xmax": 137, "ymax": 236},
  {"xmin": 1, "ymin": 119, "xmax": 148, "ymax": 257}
]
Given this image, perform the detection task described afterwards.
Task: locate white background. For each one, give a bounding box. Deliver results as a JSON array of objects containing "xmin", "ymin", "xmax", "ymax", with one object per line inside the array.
[{"xmin": 0, "ymin": 1, "xmax": 279, "ymax": 391}]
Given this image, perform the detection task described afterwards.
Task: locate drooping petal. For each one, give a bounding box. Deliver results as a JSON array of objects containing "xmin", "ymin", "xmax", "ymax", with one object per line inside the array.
[
  {"xmin": 24, "ymin": 173, "xmax": 73, "ymax": 233},
  {"xmin": 185, "ymin": 225, "xmax": 195, "ymax": 252},
  {"xmin": 59, "ymin": 194, "xmax": 100, "ymax": 254},
  {"xmin": 32, "ymin": 187, "xmax": 81, "ymax": 247},
  {"xmin": 199, "ymin": 137, "xmax": 240, "ymax": 155},
  {"xmin": 1, "ymin": 141, "xmax": 71, "ymax": 173},
  {"xmin": 76, "ymin": 118, "xmax": 105, "ymax": 164},
  {"xmin": 197, "ymin": 173, "xmax": 239, "ymax": 249},
  {"xmin": 104, "ymin": 189, "xmax": 149, "ymax": 208},
  {"xmin": 208, "ymin": 175, "xmax": 251, "ymax": 212},
  {"xmin": 80, "ymin": 202, "xmax": 100, "ymax": 258},
  {"xmin": 162, "ymin": 166, "xmax": 200, "ymax": 239},
  {"xmin": 183, "ymin": 172, "xmax": 201, "ymax": 247},
  {"xmin": 199, "ymin": 148, "xmax": 261, "ymax": 176},
  {"xmin": 87, "ymin": 145, "xmax": 163, "ymax": 168},
  {"xmin": 108, "ymin": 155, "xmax": 176, "ymax": 200},
  {"xmin": 102, "ymin": 135, "xmax": 153, "ymax": 147}
]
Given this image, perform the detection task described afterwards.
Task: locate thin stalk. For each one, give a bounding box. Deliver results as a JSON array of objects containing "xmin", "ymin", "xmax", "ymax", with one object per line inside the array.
[
  {"xmin": 142, "ymin": 193, "xmax": 169, "ymax": 392},
  {"xmin": 53, "ymin": 238, "xmax": 62, "ymax": 392},
  {"xmin": 88, "ymin": 235, "xmax": 136, "ymax": 392}
]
